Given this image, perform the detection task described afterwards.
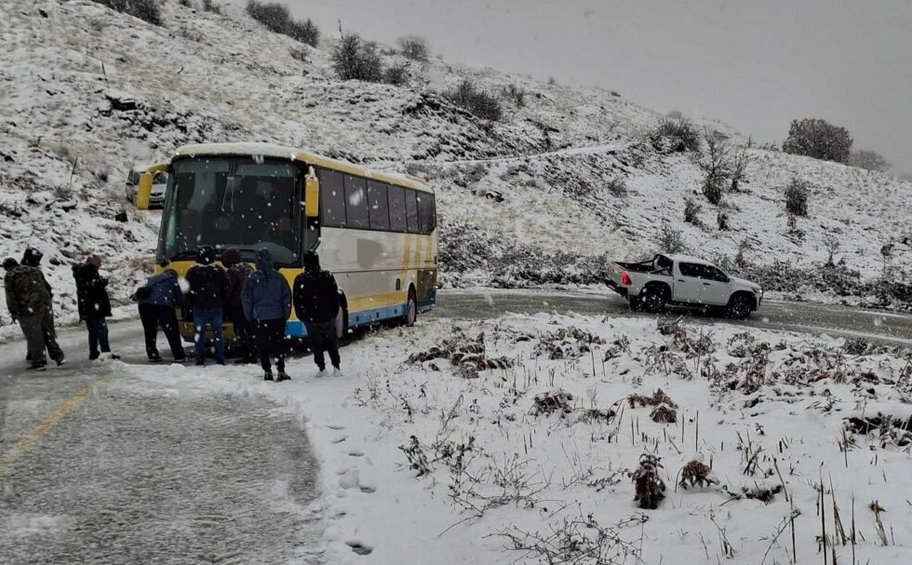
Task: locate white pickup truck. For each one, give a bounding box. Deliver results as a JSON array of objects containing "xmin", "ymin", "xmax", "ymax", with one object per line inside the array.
[{"xmin": 604, "ymin": 253, "xmax": 763, "ymax": 319}]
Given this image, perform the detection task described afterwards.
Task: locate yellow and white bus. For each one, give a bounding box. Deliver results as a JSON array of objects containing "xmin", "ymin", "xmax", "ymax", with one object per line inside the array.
[{"xmin": 137, "ymin": 142, "xmax": 438, "ymax": 340}]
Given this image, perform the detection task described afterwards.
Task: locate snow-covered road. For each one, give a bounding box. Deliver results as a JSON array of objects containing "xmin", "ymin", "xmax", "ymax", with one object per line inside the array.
[{"xmin": 434, "ymin": 288, "xmax": 912, "ymax": 346}]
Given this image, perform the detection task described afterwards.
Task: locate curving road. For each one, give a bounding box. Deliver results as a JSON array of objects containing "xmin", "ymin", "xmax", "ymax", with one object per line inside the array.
[{"xmin": 430, "ymin": 289, "xmax": 912, "ymax": 347}]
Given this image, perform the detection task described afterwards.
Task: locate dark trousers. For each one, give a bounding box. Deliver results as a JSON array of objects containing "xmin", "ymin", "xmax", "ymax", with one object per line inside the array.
[
  {"xmin": 256, "ymin": 318, "xmax": 286, "ymax": 373},
  {"xmin": 86, "ymin": 316, "xmax": 110, "ymax": 358},
  {"xmin": 139, "ymin": 304, "xmax": 186, "ymax": 360},
  {"xmin": 226, "ymin": 306, "xmax": 255, "ymax": 360},
  {"xmin": 193, "ymin": 309, "xmax": 225, "ymax": 364},
  {"xmin": 20, "ymin": 309, "xmax": 64, "ymax": 365},
  {"xmin": 306, "ymin": 321, "xmax": 340, "ymax": 371}
]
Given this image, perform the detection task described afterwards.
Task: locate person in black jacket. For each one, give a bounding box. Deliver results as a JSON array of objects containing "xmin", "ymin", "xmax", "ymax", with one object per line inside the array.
[
  {"xmin": 72, "ymin": 254, "xmax": 116, "ymax": 360},
  {"xmin": 220, "ymin": 248, "xmax": 255, "ymax": 364},
  {"xmin": 185, "ymin": 246, "xmax": 228, "ymax": 366},
  {"xmin": 292, "ymin": 251, "xmax": 341, "ymax": 374},
  {"xmin": 135, "ymin": 263, "xmax": 187, "ymax": 362}
]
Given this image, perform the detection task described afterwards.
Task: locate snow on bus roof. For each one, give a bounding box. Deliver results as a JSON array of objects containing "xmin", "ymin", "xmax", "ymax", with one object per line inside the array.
[{"xmin": 173, "ymin": 142, "xmax": 431, "ymax": 192}]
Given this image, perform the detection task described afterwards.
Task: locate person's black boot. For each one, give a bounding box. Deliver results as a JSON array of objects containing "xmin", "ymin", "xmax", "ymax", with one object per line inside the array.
[
  {"xmin": 264, "ymin": 371, "xmax": 274, "ymax": 381},
  {"xmin": 276, "ymin": 371, "xmax": 291, "ymax": 382}
]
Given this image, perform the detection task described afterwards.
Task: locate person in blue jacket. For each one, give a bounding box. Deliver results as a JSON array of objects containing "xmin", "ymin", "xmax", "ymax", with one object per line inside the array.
[
  {"xmin": 242, "ymin": 248, "xmax": 292, "ymax": 381},
  {"xmin": 136, "ymin": 265, "xmax": 187, "ymax": 362}
]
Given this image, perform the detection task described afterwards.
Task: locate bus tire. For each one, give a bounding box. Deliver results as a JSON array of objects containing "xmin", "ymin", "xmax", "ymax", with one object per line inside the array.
[
  {"xmin": 405, "ymin": 288, "xmax": 418, "ymax": 327},
  {"xmin": 335, "ymin": 305, "xmax": 348, "ymax": 341}
]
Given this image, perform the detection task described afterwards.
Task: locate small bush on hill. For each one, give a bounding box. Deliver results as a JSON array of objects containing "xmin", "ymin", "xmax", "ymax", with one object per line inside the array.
[
  {"xmin": 202, "ymin": 0, "xmax": 221, "ymax": 13},
  {"xmin": 332, "ymin": 33, "xmax": 383, "ymax": 82},
  {"xmin": 606, "ymin": 178, "xmax": 627, "ymax": 197},
  {"xmin": 649, "ymin": 117, "xmax": 701, "ymax": 153},
  {"xmin": 383, "ymin": 62, "xmax": 410, "ymax": 86},
  {"xmin": 94, "ymin": 0, "xmax": 162, "ymax": 25},
  {"xmin": 782, "ymin": 118, "xmax": 852, "ymax": 163},
  {"xmin": 179, "ymin": 0, "xmax": 192, "ymax": 7},
  {"xmin": 502, "ymin": 84, "xmax": 526, "ymax": 107},
  {"xmin": 848, "ymin": 149, "xmax": 890, "ymax": 172},
  {"xmin": 785, "ymin": 178, "xmax": 809, "ymax": 217},
  {"xmin": 657, "ymin": 223, "xmax": 686, "ymax": 254},
  {"xmin": 398, "ymin": 36, "xmax": 429, "ymax": 61},
  {"xmin": 683, "ymin": 198, "xmax": 702, "ymax": 225},
  {"xmin": 444, "ymin": 80, "xmax": 503, "ymax": 121},
  {"xmin": 246, "ymin": 1, "xmax": 319, "ymax": 46}
]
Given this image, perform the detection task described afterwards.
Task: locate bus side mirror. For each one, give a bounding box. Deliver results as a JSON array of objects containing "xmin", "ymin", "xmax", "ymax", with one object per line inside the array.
[
  {"xmin": 304, "ymin": 175, "xmax": 319, "ymax": 218},
  {"xmin": 136, "ymin": 172, "xmax": 154, "ymax": 210}
]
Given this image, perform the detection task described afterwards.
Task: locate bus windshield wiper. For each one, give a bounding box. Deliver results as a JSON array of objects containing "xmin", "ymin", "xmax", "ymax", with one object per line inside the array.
[{"xmin": 169, "ymin": 251, "xmax": 198, "ymax": 261}]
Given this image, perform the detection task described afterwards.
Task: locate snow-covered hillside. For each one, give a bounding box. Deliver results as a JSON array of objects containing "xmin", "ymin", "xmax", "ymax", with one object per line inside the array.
[{"xmin": 1, "ymin": 0, "xmax": 911, "ymax": 323}]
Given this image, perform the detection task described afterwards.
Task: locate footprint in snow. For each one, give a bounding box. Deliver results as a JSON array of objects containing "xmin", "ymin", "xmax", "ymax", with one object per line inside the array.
[
  {"xmin": 348, "ymin": 450, "xmax": 364, "ymax": 457},
  {"xmin": 331, "ymin": 436, "xmax": 347, "ymax": 444},
  {"xmin": 346, "ymin": 541, "xmax": 373, "ymax": 556},
  {"xmin": 326, "ymin": 424, "xmax": 345, "ymax": 430}
]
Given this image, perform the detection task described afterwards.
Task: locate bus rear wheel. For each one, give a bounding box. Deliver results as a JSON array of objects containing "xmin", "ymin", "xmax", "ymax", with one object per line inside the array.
[
  {"xmin": 335, "ymin": 306, "xmax": 348, "ymax": 340},
  {"xmin": 405, "ymin": 290, "xmax": 417, "ymax": 327}
]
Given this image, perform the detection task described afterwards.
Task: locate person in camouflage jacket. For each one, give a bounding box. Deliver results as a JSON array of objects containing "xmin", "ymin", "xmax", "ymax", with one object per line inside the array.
[{"xmin": 4, "ymin": 250, "xmax": 64, "ymax": 369}]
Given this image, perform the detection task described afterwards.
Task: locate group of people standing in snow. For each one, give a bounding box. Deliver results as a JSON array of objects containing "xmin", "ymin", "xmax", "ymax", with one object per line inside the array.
[{"xmin": 3, "ymin": 246, "xmax": 342, "ymax": 379}]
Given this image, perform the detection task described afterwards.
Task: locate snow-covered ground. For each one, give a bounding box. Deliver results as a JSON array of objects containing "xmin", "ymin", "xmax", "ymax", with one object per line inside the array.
[
  {"xmin": 2, "ymin": 0, "xmax": 911, "ymax": 326},
  {"xmin": 119, "ymin": 313, "xmax": 912, "ymax": 563}
]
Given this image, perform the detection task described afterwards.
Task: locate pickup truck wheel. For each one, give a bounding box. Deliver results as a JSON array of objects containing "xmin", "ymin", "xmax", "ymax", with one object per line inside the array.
[
  {"xmin": 640, "ymin": 288, "xmax": 667, "ymax": 314},
  {"xmin": 727, "ymin": 295, "xmax": 753, "ymax": 320}
]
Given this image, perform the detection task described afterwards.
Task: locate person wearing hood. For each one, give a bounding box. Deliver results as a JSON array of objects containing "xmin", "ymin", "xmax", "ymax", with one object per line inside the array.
[
  {"xmin": 5, "ymin": 250, "xmax": 65, "ymax": 369},
  {"xmin": 292, "ymin": 251, "xmax": 341, "ymax": 375},
  {"xmin": 72, "ymin": 254, "xmax": 116, "ymax": 360},
  {"xmin": 136, "ymin": 263, "xmax": 187, "ymax": 362},
  {"xmin": 220, "ymin": 248, "xmax": 255, "ymax": 364},
  {"xmin": 185, "ymin": 246, "xmax": 229, "ymax": 366},
  {"xmin": 241, "ymin": 248, "xmax": 291, "ymax": 381}
]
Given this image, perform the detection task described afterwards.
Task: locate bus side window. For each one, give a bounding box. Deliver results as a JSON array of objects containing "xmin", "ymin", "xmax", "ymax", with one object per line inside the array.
[
  {"xmin": 319, "ymin": 169, "xmax": 346, "ymax": 227},
  {"xmin": 417, "ymin": 193, "xmax": 436, "ymax": 234},
  {"xmin": 367, "ymin": 181, "xmax": 390, "ymax": 230},
  {"xmin": 405, "ymin": 189, "xmax": 419, "ymax": 234},
  {"xmin": 388, "ymin": 185, "xmax": 407, "ymax": 232},
  {"xmin": 344, "ymin": 175, "xmax": 369, "ymax": 229}
]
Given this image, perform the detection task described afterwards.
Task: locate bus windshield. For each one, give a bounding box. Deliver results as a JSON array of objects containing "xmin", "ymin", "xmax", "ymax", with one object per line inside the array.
[{"xmin": 158, "ymin": 156, "xmax": 302, "ymax": 265}]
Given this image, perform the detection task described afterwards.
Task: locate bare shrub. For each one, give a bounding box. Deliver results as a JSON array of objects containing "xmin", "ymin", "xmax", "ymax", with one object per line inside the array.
[
  {"xmin": 332, "ymin": 33, "xmax": 383, "ymax": 82},
  {"xmin": 684, "ymin": 198, "xmax": 702, "ymax": 225},
  {"xmin": 785, "ymin": 178, "xmax": 809, "ymax": 217},
  {"xmin": 496, "ymin": 512, "xmax": 642, "ymax": 563},
  {"xmin": 246, "ymin": 1, "xmax": 319, "ymax": 46},
  {"xmin": 407, "ymin": 332, "xmax": 512, "ymax": 378},
  {"xmin": 502, "ymin": 84, "xmax": 526, "ymax": 107},
  {"xmin": 606, "ymin": 177, "xmax": 627, "ymax": 197},
  {"xmin": 383, "ymin": 62, "xmax": 410, "ymax": 86},
  {"xmin": 657, "ymin": 223, "xmax": 685, "ymax": 253},
  {"xmin": 289, "ymin": 46, "xmax": 309, "ymax": 63},
  {"xmin": 824, "ymin": 232, "xmax": 841, "ymax": 266},
  {"xmin": 530, "ymin": 390, "xmax": 574, "ymax": 416},
  {"xmin": 679, "ymin": 460, "xmax": 717, "ymax": 489},
  {"xmin": 202, "ymin": 0, "xmax": 221, "ymax": 13},
  {"xmin": 699, "ymin": 130, "xmax": 731, "ymax": 204},
  {"xmin": 782, "ymin": 118, "xmax": 852, "ymax": 163},
  {"xmin": 632, "ymin": 454, "xmax": 666, "ymax": 509},
  {"xmin": 717, "ymin": 210, "xmax": 729, "ymax": 231},
  {"xmin": 94, "ymin": 0, "xmax": 162, "ymax": 25},
  {"xmin": 178, "ymin": 0, "xmax": 192, "ymax": 7},
  {"xmin": 398, "ymin": 36, "xmax": 429, "ymax": 61},
  {"xmin": 649, "ymin": 117, "xmax": 701, "ymax": 153},
  {"xmin": 729, "ymin": 147, "xmax": 751, "ymax": 191},
  {"xmin": 849, "ymin": 149, "xmax": 890, "ymax": 172},
  {"xmin": 443, "ymin": 80, "xmax": 503, "ymax": 121}
]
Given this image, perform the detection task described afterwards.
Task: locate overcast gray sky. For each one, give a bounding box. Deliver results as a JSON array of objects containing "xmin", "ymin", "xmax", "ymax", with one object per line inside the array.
[{"xmin": 237, "ymin": 0, "xmax": 912, "ymax": 173}]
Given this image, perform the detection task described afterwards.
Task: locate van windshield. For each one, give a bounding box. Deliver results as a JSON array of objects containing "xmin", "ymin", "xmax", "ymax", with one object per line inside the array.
[{"xmin": 157, "ymin": 156, "xmax": 302, "ymax": 265}]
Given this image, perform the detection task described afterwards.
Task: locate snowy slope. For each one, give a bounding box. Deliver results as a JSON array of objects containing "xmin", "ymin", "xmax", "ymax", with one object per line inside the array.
[{"xmin": 1, "ymin": 0, "xmax": 911, "ymax": 325}]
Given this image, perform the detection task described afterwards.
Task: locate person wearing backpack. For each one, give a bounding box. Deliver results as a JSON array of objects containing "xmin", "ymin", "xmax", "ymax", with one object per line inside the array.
[
  {"xmin": 185, "ymin": 246, "xmax": 229, "ymax": 366},
  {"xmin": 4, "ymin": 253, "xmax": 65, "ymax": 369},
  {"xmin": 241, "ymin": 248, "xmax": 291, "ymax": 381},
  {"xmin": 292, "ymin": 251, "xmax": 341, "ymax": 375},
  {"xmin": 220, "ymin": 248, "xmax": 255, "ymax": 364},
  {"xmin": 136, "ymin": 264, "xmax": 187, "ymax": 362},
  {"xmin": 72, "ymin": 254, "xmax": 117, "ymax": 361}
]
